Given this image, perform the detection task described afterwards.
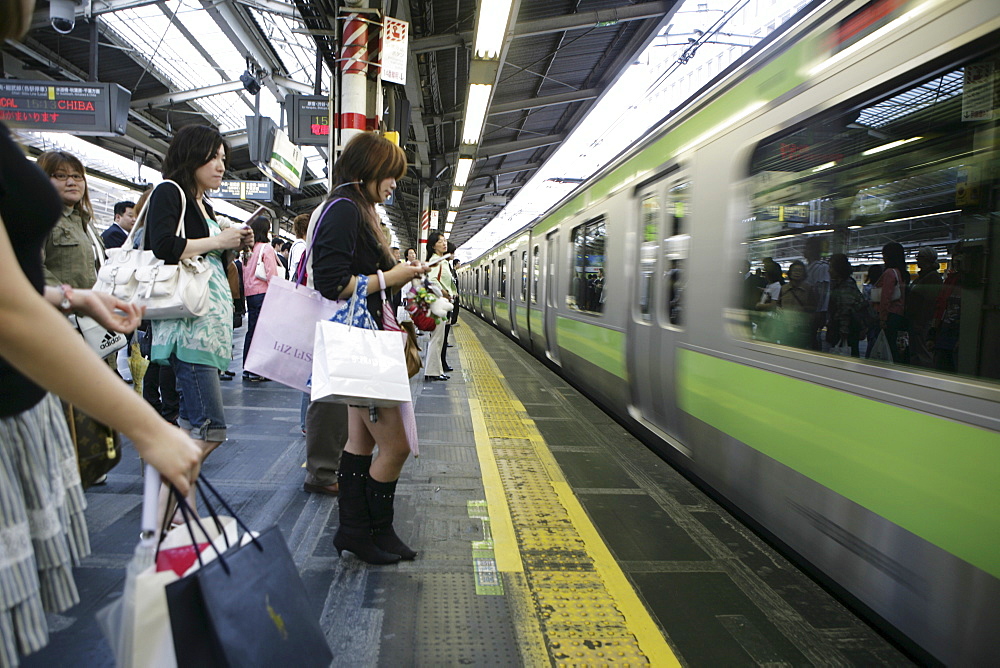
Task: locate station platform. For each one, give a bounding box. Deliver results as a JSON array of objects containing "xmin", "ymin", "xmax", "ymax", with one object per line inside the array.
[{"xmin": 24, "ymin": 313, "xmax": 913, "ymax": 667}]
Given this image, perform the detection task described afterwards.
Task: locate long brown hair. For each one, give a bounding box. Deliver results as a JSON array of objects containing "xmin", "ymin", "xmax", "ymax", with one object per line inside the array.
[
  {"xmin": 162, "ymin": 124, "xmax": 229, "ymax": 209},
  {"xmin": 327, "ymin": 132, "xmax": 406, "ymax": 267},
  {"xmin": 37, "ymin": 151, "xmax": 94, "ymax": 221}
]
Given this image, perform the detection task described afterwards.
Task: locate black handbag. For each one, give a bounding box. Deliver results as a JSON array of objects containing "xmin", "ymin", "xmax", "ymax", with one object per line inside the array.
[
  {"xmin": 62, "ymin": 401, "xmax": 121, "ymax": 489},
  {"xmin": 165, "ymin": 479, "xmax": 333, "ymax": 667}
]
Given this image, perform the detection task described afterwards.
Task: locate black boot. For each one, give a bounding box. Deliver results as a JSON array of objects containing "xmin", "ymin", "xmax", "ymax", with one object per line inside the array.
[
  {"xmin": 332, "ymin": 453, "xmax": 399, "ymax": 565},
  {"xmin": 366, "ymin": 478, "xmax": 417, "ymax": 560}
]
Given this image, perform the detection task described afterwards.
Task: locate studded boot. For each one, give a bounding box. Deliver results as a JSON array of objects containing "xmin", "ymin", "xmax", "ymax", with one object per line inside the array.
[
  {"xmin": 332, "ymin": 452, "xmax": 399, "ymax": 565},
  {"xmin": 366, "ymin": 477, "xmax": 417, "ymax": 560}
]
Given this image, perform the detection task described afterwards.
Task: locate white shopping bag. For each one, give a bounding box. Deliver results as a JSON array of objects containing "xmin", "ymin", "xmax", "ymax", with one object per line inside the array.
[{"xmin": 310, "ymin": 320, "xmax": 411, "ymax": 407}]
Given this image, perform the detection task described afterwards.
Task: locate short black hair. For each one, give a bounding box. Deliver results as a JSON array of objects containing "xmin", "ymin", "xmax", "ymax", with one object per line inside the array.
[{"xmin": 114, "ymin": 201, "xmax": 136, "ymax": 217}]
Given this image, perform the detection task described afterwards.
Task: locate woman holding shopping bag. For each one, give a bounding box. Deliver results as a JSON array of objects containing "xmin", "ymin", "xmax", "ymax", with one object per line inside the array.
[
  {"xmin": 306, "ymin": 132, "xmax": 428, "ymax": 564},
  {"xmin": 145, "ymin": 125, "xmax": 253, "ymax": 514},
  {"xmin": 0, "ymin": 6, "xmax": 201, "ymax": 664}
]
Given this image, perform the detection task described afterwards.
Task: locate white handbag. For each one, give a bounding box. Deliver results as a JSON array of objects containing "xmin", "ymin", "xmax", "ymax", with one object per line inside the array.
[
  {"xmin": 94, "ymin": 180, "xmax": 213, "ymax": 319},
  {"xmin": 254, "ymin": 247, "xmax": 267, "ymax": 281},
  {"xmin": 310, "ymin": 320, "xmax": 412, "ymax": 407}
]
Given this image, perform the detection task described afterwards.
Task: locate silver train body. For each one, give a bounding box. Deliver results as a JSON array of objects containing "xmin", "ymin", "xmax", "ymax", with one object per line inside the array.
[{"xmin": 459, "ymin": 0, "xmax": 1000, "ymax": 663}]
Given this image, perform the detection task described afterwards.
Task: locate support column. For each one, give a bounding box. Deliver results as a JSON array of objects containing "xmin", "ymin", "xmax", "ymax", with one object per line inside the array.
[
  {"xmin": 339, "ymin": 11, "xmax": 369, "ymax": 148},
  {"xmin": 419, "ymin": 186, "xmax": 431, "ymax": 261}
]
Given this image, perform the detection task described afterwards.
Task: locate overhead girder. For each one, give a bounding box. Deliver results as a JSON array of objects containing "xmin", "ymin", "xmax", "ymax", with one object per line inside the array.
[
  {"xmin": 477, "ymin": 133, "xmax": 567, "ymax": 159},
  {"xmin": 410, "ymin": 1, "xmax": 672, "ymax": 54}
]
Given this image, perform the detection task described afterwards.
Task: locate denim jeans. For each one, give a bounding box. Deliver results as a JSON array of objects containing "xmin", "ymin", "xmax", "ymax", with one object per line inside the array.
[
  {"xmin": 171, "ymin": 354, "xmax": 227, "ymax": 442},
  {"xmin": 243, "ymin": 292, "xmax": 266, "ymax": 368}
]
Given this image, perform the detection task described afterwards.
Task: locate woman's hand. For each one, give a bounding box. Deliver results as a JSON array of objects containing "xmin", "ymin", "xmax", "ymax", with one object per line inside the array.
[
  {"xmin": 73, "ymin": 289, "xmax": 144, "ymax": 333},
  {"xmin": 384, "ymin": 261, "xmax": 428, "ymax": 288},
  {"xmin": 132, "ymin": 425, "xmax": 202, "ymax": 496},
  {"xmin": 216, "ymin": 225, "xmax": 253, "ymax": 251}
]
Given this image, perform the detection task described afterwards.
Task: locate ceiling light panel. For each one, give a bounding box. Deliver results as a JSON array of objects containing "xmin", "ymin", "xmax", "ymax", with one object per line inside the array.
[
  {"xmin": 474, "ymin": 0, "xmax": 514, "ymax": 59},
  {"xmin": 463, "ymin": 84, "xmax": 493, "ymax": 144}
]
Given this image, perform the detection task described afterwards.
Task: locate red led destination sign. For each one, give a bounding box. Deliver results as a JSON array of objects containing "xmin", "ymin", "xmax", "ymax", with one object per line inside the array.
[
  {"xmin": 286, "ymin": 94, "xmax": 331, "ymax": 146},
  {"xmin": 0, "ymin": 80, "xmax": 131, "ymax": 136}
]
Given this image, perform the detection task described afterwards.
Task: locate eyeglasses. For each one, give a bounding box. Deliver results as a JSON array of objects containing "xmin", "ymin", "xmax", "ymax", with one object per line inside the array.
[{"xmin": 52, "ymin": 172, "xmax": 85, "ymax": 182}]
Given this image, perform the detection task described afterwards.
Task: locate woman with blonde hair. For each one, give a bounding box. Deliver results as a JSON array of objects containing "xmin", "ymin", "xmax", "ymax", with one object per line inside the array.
[
  {"xmin": 0, "ymin": 4, "xmax": 201, "ymax": 664},
  {"xmin": 307, "ymin": 132, "xmax": 428, "ymax": 564}
]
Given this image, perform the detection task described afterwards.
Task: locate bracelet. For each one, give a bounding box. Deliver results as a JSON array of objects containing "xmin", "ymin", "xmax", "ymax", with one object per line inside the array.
[{"xmin": 57, "ymin": 284, "xmax": 75, "ymax": 313}]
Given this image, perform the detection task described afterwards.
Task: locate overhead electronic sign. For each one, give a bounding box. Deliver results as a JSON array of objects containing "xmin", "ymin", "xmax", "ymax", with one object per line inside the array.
[
  {"xmin": 285, "ymin": 94, "xmax": 331, "ymax": 146},
  {"xmin": 212, "ymin": 180, "xmax": 273, "ymax": 201},
  {"xmin": 0, "ymin": 80, "xmax": 131, "ymax": 136}
]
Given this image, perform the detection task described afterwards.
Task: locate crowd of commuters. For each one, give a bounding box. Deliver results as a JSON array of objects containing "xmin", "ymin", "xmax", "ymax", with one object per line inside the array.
[{"xmin": 747, "ymin": 237, "xmax": 959, "ymax": 371}]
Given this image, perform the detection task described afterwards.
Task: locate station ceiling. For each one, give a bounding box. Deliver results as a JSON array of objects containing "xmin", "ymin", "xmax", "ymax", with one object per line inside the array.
[{"xmin": 6, "ymin": 0, "xmax": 674, "ymax": 248}]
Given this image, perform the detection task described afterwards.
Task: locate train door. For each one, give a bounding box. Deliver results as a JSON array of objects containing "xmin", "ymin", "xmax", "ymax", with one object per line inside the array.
[
  {"xmin": 627, "ymin": 175, "xmax": 690, "ymax": 445},
  {"xmin": 544, "ymin": 230, "xmax": 561, "ymax": 365},
  {"xmin": 508, "ymin": 250, "xmax": 518, "ymax": 338}
]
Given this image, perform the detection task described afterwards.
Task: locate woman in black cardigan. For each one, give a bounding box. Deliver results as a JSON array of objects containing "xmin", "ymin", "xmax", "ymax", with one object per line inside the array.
[
  {"xmin": 145, "ymin": 126, "xmax": 252, "ymax": 510},
  {"xmin": 307, "ymin": 132, "xmax": 427, "ymax": 564}
]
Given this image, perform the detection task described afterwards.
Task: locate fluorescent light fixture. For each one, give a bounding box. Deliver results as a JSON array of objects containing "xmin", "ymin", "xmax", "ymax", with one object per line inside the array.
[
  {"xmin": 450, "ymin": 189, "xmax": 464, "ymax": 208},
  {"xmin": 447, "ymin": 210, "xmax": 458, "ymax": 223},
  {"xmin": 810, "ymin": 0, "xmax": 934, "ymax": 75},
  {"xmin": 807, "ymin": 229, "xmax": 834, "ymax": 235},
  {"xmin": 861, "ymin": 136, "xmax": 922, "ymax": 156},
  {"xmin": 884, "ymin": 209, "xmax": 961, "ymax": 224},
  {"xmin": 454, "ymin": 158, "xmax": 474, "ymax": 187},
  {"xmin": 811, "ymin": 161, "xmax": 836, "ymax": 172},
  {"xmin": 474, "ymin": 0, "xmax": 514, "ymax": 59},
  {"xmin": 445, "ymin": 222, "xmax": 454, "ymax": 234},
  {"xmin": 463, "ymin": 84, "xmax": 493, "ymax": 144},
  {"xmin": 848, "ymin": 225, "xmax": 863, "ymax": 229}
]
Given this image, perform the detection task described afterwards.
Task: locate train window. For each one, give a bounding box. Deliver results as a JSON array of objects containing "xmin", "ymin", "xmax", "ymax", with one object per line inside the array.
[
  {"xmin": 665, "ymin": 182, "xmax": 690, "ymax": 327},
  {"xmin": 521, "ymin": 250, "xmax": 528, "ymax": 302},
  {"xmin": 483, "ymin": 264, "xmax": 490, "ymax": 296},
  {"xmin": 475, "ymin": 267, "xmax": 480, "ymax": 295},
  {"xmin": 638, "ymin": 194, "xmax": 660, "ymax": 321},
  {"xmin": 531, "ymin": 245, "xmax": 540, "ymax": 304},
  {"xmin": 568, "ymin": 216, "xmax": 606, "ymax": 314},
  {"xmin": 741, "ymin": 46, "xmax": 1000, "ymax": 385},
  {"xmin": 498, "ymin": 259, "xmax": 507, "ymax": 299}
]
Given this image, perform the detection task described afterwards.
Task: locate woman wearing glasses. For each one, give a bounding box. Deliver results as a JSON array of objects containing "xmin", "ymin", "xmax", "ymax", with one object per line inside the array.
[{"xmin": 38, "ymin": 151, "xmax": 106, "ymax": 291}]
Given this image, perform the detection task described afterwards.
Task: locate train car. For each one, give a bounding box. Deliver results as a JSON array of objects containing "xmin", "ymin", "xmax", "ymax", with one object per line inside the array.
[{"xmin": 459, "ymin": 0, "xmax": 1000, "ymax": 663}]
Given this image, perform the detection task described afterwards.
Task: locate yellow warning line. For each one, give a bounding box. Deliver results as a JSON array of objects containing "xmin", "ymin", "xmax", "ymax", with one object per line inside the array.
[{"xmin": 456, "ymin": 324, "xmax": 679, "ymax": 667}]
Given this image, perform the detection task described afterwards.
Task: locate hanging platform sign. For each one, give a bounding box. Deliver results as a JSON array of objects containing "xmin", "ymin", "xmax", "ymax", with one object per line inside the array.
[
  {"xmin": 381, "ymin": 17, "xmax": 409, "ymax": 85},
  {"xmin": 212, "ymin": 180, "xmax": 273, "ymax": 201},
  {"xmin": 0, "ymin": 80, "xmax": 130, "ymax": 136},
  {"xmin": 286, "ymin": 94, "xmax": 331, "ymax": 146}
]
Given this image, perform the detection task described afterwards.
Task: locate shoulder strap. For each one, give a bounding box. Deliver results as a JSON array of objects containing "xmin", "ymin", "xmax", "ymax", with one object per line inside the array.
[
  {"xmin": 295, "ymin": 197, "xmax": 348, "ymax": 285},
  {"xmin": 124, "ymin": 180, "xmax": 189, "ymax": 246}
]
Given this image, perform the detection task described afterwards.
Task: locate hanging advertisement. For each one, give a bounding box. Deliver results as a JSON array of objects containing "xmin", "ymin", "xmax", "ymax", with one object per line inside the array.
[{"xmin": 381, "ymin": 17, "xmax": 409, "ymax": 85}]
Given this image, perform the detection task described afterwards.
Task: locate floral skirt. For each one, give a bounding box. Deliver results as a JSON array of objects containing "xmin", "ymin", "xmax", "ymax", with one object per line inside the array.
[{"xmin": 0, "ymin": 394, "xmax": 89, "ymax": 666}]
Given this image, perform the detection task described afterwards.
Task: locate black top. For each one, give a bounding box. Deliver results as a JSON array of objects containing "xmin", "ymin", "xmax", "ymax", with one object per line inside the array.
[
  {"xmin": 311, "ymin": 199, "xmax": 393, "ymax": 327},
  {"xmin": 0, "ymin": 122, "xmax": 65, "ymax": 417},
  {"xmin": 144, "ymin": 181, "xmax": 216, "ymax": 262},
  {"xmin": 101, "ymin": 222, "xmax": 128, "ymax": 249}
]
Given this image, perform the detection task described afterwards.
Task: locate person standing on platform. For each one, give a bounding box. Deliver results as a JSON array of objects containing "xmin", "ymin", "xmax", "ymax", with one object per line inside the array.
[
  {"xmin": 0, "ymin": 6, "xmax": 202, "ymax": 664},
  {"xmin": 242, "ymin": 214, "xmax": 278, "ymax": 382},
  {"xmin": 101, "ymin": 200, "xmax": 136, "ymax": 249},
  {"xmin": 423, "ymin": 231, "xmax": 453, "ymax": 381},
  {"xmin": 145, "ymin": 125, "xmax": 253, "ymax": 515},
  {"xmin": 307, "ymin": 131, "xmax": 428, "ymax": 564},
  {"xmin": 288, "ymin": 213, "xmax": 309, "ymax": 281}
]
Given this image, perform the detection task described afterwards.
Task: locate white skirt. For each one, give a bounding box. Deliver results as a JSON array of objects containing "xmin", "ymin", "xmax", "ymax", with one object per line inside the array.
[{"xmin": 0, "ymin": 393, "xmax": 89, "ymax": 666}]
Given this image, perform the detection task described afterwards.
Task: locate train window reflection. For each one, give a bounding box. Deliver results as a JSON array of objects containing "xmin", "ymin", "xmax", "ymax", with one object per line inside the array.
[
  {"xmin": 483, "ymin": 264, "xmax": 490, "ymax": 296},
  {"xmin": 665, "ymin": 182, "xmax": 690, "ymax": 327},
  {"xmin": 638, "ymin": 194, "xmax": 659, "ymax": 321},
  {"xmin": 498, "ymin": 259, "xmax": 507, "ymax": 299},
  {"xmin": 531, "ymin": 245, "xmax": 540, "ymax": 304},
  {"xmin": 521, "ymin": 250, "xmax": 528, "ymax": 302},
  {"xmin": 740, "ymin": 49, "xmax": 1000, "ymax": 385},
  {"xmin": 568, "ymin": 216, "xmax": 606, "ymax": 314}
]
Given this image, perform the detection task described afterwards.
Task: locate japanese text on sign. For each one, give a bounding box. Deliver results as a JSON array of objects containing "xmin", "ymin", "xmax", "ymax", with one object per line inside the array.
[{"xmin": 381, "ymin": 17, "xmax": 409, "ymax": 85}]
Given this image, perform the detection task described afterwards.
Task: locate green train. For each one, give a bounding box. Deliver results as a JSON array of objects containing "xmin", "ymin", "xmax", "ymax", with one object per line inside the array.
[{"xmin": 459, "ymin": 0, "xmax": 1000, "ymax": 663}]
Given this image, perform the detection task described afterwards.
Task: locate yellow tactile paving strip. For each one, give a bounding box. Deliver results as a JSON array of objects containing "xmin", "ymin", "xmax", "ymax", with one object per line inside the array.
[{"xmin": 455, "ymin": 324, "xmax": 679, "ymax": 667}]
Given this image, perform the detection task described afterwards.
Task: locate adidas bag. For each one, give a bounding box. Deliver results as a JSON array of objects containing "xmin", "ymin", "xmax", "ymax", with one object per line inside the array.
[{"xmin": 70, "ymin": 314, "xmax": 127, "ymax": 358}]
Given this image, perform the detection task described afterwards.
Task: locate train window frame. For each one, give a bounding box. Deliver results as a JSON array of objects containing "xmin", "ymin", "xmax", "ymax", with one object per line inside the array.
[
  {"xmin": 521, "ymin": 250, "xmax": 528, "ymax": 302},
  {"xmin": 482, "ymin": 264, "xmax": 490, "ymax": 296},
  {"xmin": 497, "ymin": 258, "xmax": 507, "ymax": 299},
  {"xmin": 661, "ymin": 179, "xmax": 690, "ymax": 330},
  {"xmin": 567, "ymin": 215, "xmax": 607, "ymax": 315},
  {"xmin": 738, "ymin": 39, "xmax": 1000, "ymax": 389},
  {"xmin": 531, "ymin": 244, "xmax": 540, "ymax": 304}
]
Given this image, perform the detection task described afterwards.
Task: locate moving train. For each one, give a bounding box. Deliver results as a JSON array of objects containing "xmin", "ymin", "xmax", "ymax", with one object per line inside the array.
[{"xmin": 458, "ymin": 0, "xmax": 999, "ymax": 663}]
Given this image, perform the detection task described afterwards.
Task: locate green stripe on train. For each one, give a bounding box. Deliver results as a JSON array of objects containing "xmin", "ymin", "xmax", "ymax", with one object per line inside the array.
[
  {"xmin": 556, "ymin": 317, "xmax": 626, "ymax": 378},
  {"xmin": 677, "ymin": 348, "xmax": 1000, "ymax": 580}
]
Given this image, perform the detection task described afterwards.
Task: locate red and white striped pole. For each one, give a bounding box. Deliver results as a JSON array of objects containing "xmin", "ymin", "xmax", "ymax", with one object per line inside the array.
[
  {"xmin": 419, "ymin": 208, "xmax": 430, "ymax": 262},
  {"xmin": 339, "ymin": 11, "xmax": 368, "ymax": 148}
]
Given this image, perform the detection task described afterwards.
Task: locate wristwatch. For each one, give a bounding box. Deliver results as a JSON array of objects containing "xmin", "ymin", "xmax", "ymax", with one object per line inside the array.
[{"xmin": 57, "ymin": 284, "xmax": 75, "ymax": 313}]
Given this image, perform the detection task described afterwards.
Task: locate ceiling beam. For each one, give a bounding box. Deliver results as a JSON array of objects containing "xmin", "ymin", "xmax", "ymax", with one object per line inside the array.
[
  {"xmin": 477, "ymin": 133, "xmax": 566, "ymax": 158},
  {"xmin": 131, "ymin": 80, "xmax": 247, "ymax": 108},
  {"xmin": 411, "ymin": 1, "xmax": 671, "ymax": 53},
  {"xmin": 489, "ymin": 88, "xmax": 600, "ymax": 116}
]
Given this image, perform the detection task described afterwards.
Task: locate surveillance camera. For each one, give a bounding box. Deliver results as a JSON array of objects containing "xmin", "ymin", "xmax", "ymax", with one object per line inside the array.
[{"xmin": 49, "ymin": 0, "xmax": 79, "ymax": 34}]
